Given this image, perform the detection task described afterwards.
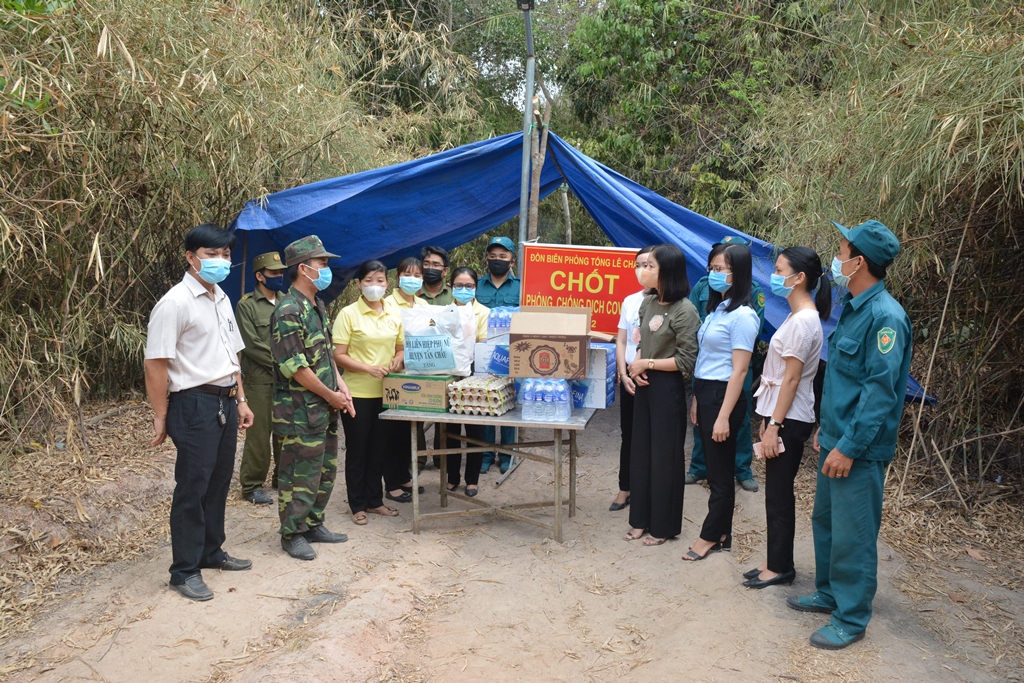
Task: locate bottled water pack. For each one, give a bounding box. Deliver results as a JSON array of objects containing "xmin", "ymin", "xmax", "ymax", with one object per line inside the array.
[{"xmin": 519, "ymin": 377, "xmax": 572, "ymax": 423}]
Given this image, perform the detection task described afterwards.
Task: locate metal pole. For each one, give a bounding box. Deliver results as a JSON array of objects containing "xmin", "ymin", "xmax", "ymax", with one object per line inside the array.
[
  {"xmin": 517, "ymin": 9, "xmax": 535, "ymax": 269},
  {"xmin": 560, "ymin": 184, "xmax": 571, "ymax": 245}
]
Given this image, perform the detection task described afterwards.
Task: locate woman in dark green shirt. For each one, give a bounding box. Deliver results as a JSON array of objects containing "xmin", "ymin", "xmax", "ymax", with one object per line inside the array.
[{"xmin": 623, "ymin": 244, "xmax": 701, "ymax": 545}]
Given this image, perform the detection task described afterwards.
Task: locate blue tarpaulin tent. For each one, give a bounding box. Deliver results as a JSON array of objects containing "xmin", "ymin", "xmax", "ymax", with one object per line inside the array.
[{"xmin": 229, "ymin": 131, "xmax": 932, "ymax": 404}]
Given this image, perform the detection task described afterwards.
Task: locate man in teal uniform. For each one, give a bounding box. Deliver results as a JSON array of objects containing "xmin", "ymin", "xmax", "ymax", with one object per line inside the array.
[
  {"xmin": 787, "ymin": 220, "xmax": 912, "ymax": 650},
  {"xmin": 685, "ymin": 235, "xmax": 764, "ymax": 492},
  {"xmin": 475, "ymin": 236, "xmax": 521, "ymax": 473}
]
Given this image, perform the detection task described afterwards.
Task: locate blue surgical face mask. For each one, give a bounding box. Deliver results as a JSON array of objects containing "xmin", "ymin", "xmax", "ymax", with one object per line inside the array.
[
  {"xmin": 770, "ymin": 273, "xmax": 796, "ymax": 298},
  {"xmin": 302, "ymin": 263, "xmax": 332, "ymax": 291},
  {"xmin": 707, "ymin": 270, "xmax": 732, "ymax": 293},
  {"xmin": 194, "ymin": 257, "xmax": 231, "ymax": 284},
  {"xmin": 399, "ymin": 276, "xmax": 423, "ymax": 295},
  {"xmin": 261, "ymin": 273, "xmax": 287, "ymax": 292},
  {"xmin": 831, "ymin": 256, "xmax": 857, "ymax": 289},
  {"xmin": 452, "ymin": 287, "xmax": 476, "ymax": 304}
]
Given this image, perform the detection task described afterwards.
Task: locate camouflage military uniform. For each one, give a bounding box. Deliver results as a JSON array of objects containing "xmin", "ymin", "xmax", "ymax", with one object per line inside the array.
[{"xmin": 270, "ymin": 286, "xmax": 340, "ymax": 538}]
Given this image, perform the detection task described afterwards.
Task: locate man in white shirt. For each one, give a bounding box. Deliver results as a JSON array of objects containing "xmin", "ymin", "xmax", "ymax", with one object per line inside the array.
[{"xmin": 144, "ymin": 223, "xmax": 255, "ymax": 601}]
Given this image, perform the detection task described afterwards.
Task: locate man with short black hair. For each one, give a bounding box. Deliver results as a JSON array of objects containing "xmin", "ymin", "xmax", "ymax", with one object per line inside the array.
[
  {"xmin": 418, "ymin": 246, "xmax": 453, "ymax": 305},
  {"xmin": 788, "ymin": 220, "xmax": 912, "ymax": 651},
  {"xmin": 145, "ymin": 223, "xmax": 255, "ymax": 602},
  {"xmin": 236, "ymin": 251, "xmax": 288, "ymax": 505}
]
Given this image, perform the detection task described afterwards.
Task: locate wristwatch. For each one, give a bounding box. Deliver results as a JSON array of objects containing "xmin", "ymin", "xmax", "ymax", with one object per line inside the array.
[
  {"xmin": 237, "ymin": 397, "xmax": 248, "ymax": 403},
  {"xmin": 647, "ymin": 359, "xmax": 655, "ymax": 370},
  {"xmin": 768, "ymin": 417, "xmax": 782, "ymax": 428}
]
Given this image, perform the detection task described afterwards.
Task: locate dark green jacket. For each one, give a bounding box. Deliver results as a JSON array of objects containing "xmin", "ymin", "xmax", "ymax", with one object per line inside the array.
[
  {"xmin": 270, "ymin": 287, "xmax": 338, "ymax": 436},
  {"xmin": 236, "ymin": 287, "xmax": 276, "ymax": 385}
]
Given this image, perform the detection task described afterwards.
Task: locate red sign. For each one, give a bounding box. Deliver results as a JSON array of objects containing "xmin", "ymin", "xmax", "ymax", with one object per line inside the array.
[{"xmin": 521, "ymin": 243, "xmax": 642, "ymax": 335}]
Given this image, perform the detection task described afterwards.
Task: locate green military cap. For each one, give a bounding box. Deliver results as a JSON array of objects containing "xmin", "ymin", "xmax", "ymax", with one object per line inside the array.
[
  {"xmin": 832, "ymin": 219, "xmax": 900, "ymax": 265},
  {"xmin": 284, "ymin": 235, "xmax": 339, "ymax": 267},
  {"xmin": 252, "ymin": 251, "xmax": 287, "ymax": 271}
]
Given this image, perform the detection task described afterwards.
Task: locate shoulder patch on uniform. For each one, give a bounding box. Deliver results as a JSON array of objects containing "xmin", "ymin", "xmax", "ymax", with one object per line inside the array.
[
  {"xmin": 877, "ymin": 327, "xmax": 896, "ymax": 354},
  {"xmin": 241, "ymin": 293, "xmax": 251, "ymax": 300},
  {"xmin": 757, "ymin": 291, "xmax": 765, "ymax": 308}
]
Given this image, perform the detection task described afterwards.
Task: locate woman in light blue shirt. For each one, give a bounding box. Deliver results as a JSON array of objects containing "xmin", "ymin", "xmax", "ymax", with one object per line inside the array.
[{"xmin": 684, "ymin": 244, "xmax": 760, "ymax": 561}]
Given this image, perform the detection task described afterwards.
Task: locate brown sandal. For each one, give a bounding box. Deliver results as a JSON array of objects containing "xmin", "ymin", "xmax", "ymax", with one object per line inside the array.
[
  {"xmin": 367, "ymin": 505, "xmax": 399, "ymax": 517},
  {"xmin": 352, "ymin": 512, "xmax": 368, "ymax": 525}
]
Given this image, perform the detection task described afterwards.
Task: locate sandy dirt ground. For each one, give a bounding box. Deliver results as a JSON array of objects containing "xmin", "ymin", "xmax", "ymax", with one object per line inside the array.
[{"xmin": 1, "ymin": 406, "xmax": 1016, "ymax": 683}]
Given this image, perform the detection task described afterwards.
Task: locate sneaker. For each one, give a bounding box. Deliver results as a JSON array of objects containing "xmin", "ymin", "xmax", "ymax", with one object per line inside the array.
[
  {"xmin": 684, "ymin": 473, "xmax": 705, "ymax": 485},
  {"xmin": 200, "ymin": 553, "xmax": 252, "ymax": 571},
  {"xmin": 810, "ymin": 624, "xmax": 865, "ymax": 650},
  {"xmin": 281, "ymin": 534, "xmax": 317, "ymax": 560},
  {"xmin": 303, "ymin": 526, "xmax": 349, "ymax": 543},
  {"xmin": 244, "ymin": 489, "xmax": 273, "ymax": 505},
  {"xmin": 738, "ymin": 478, "xmax": 759, "ymax": 493},
  {"xmin": 170, "ymin": 574, "xmax": 213, "ymax": 601},
  {"xmin": 786, "ymin": 594, "xmax": 835, "ymax": 613}
]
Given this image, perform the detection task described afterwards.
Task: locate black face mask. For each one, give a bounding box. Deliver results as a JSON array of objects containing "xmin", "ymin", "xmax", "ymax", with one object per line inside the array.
[
  {"xmin": 260, "ymin": 273, "xmax": 287, "ymax": 292},
  {"xmin": 422, "ymin": 267, "xmax": 444, "ymax": 285},
  {"xmin": 487, "ymin": 259, "xmax": 512, "ymax": 277}
]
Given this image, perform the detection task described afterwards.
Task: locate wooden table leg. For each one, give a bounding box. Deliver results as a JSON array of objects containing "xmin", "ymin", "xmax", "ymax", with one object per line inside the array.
[
  {"xmin": 439, "ymin": 424, "xmax": 448, "ymax": 508},
  {"xmin": 569, "ymin": 430, "xmax": 577, "ymax": 518},
  {"xmin": 554, "ymin": 428, "xmax": 563, "ymax": 543},
  {"xmin": 411, "ymin": 421, "xmax": 420, "ymax": 535}
]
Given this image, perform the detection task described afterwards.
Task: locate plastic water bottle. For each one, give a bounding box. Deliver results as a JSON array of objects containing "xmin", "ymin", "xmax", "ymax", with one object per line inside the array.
[
  {"xmin": 521, "ymin": 379, "xmax": 536, "ymax": 420},
  {"xmin": 556, "ymin": 380, "xmax": 571, "ymax": 421},
  {"xmin": 487, "ymin": 309, "xmax": 498, "ymax": 340},
  {"xmin": 542, "ymin": 380, "xmax": 555, "ymax": 421}
]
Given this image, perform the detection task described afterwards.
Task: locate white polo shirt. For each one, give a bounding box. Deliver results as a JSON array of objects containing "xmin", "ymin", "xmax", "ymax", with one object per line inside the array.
[{"xmin": 145, "ymin": 273, "xmax": 246, "ymax": 392}]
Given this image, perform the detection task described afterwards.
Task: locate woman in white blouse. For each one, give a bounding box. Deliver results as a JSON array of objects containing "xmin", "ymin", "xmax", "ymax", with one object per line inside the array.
[
  {"xmin": 611, "ymin": 245, "xmax": 654, "ymax": 512},
  {"xmin": 742, "ymin": 247, "xmax": 831, "ymax": 588},
  {"xmin": 684, "ymin": 244, "xmax": 760, "ymax": 561}
]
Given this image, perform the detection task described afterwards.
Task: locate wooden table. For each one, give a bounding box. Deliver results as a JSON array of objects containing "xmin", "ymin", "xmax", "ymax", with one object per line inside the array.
[{"xmin": 378, "ymin": 407, "xmax": 597, "ymax": 542}]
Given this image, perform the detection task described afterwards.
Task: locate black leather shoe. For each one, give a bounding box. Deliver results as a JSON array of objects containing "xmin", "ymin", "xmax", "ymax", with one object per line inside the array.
[
  {"xmin": 609, "ymin": 496, "xmax": 630, "ymax": 511},
  {"xmin": 282, "ymin": 535, "xmax": 317, "ymax": 560},
  {"xmin": 303, "ymin": 526, "xmax": 348, "ymax": 543},
  {"xmin": 385, "ymin": 491, "xmax": 413, "ymax": 503},
  {"xmin": 202, "ymin": 553, "xmax": 252, "ymax": 571},
  {"xmin": 743, "ymin": 567, "xmax": 763, "ymax": 580},
  {"xmin": 400, "ymin": 484, "xmax": 425, "ymax": 494},
  {"xmin": 244, "ymin": 489, "xmax": 273, "ymax": 505},
  {"xmin": 171, "ymin": 575, "xmax": 213, "ymax": 601},
  {"xmin": 743, "ymin": 570, "xmax": 796, "ymax": 589}
]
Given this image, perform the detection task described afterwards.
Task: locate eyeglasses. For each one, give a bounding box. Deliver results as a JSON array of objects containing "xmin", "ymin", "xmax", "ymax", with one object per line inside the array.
[
  {"xmin": 707, "ymin": 266, "xmax": 732, "ymax": 274},
  {"xmin": 422, "ymin": 261, "xmax": 446, "ymax": 269},
  {"xmin": 453, "ymin": 284, "xmax": 475, "ymax": 290}
]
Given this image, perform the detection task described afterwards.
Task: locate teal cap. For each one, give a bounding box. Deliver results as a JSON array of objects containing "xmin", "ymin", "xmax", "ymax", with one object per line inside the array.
[
  {"xmin": 832, "ymin": 220, "xmax": 900, "ymax": 265},
  {"xmin": 715, "ymin": 234, "xmax": 751, "ymax": 247},
  {"xmin": 486, "ymin": 236, "xmax": 516, "ymax": 254}
]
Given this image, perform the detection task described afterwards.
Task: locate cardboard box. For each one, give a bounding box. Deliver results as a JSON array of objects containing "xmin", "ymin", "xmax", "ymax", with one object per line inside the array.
[
  {"xmin": 508, "ymin": 307, "xmax": 591, "ymax": 380},
  {"xmin": 382, "ymin": 374, "xmax": 455, "ymax": 413},
  {"xmin": 569, "ymin": 376, "xmax": 616, "ymax": 409},
  {"xmin": 473, "ymin": 343, "xmax": 510, "ymax": 376},
  {"xmin": 587, "ymin": 342, "xmax": 617, "ymax": 380}
]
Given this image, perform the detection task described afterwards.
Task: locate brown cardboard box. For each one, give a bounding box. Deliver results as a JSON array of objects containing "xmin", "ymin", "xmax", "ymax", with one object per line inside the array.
[
  {"xmin": 382, "ymin": 374, "xmax": 455, "ymax": 413},
  {"xmin": 508, "ymin": 307, "xmax": 591, "ymax": 379}
]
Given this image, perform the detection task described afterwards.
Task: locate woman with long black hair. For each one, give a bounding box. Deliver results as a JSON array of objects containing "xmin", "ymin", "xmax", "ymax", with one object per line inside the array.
[
  {"xmin": 742, "ymin": 247, "xmax": 830, "ymax": 588},
  {"xmin": 622, "ymin": 244, "xmax": 701, "ymax": 546},
  {"xmin": 684, "ymin": 243, "xmax": 760, "ymax": 561}
]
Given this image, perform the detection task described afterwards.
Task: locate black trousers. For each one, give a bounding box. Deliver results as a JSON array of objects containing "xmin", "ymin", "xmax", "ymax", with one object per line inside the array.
[
  {"xmin": 341, "ymin": 397, "xmax": 386, "ymax": 513},
  {"xmin": 760, "ymin": 416, "xmax": 815, "ymax": 573},
  {"xmin": 618, "ymin": 383, "xmax": 635, "ymax": 492},
  {"xmin": 694, "ymin": 378, "xmax": 747, "ymax": 544},
  {"xmin": 628, "ymin": 371, "xmax": 687, "ymax": 539},
  {"xmin": 446, "ymin": 423, "xmax": 487, "ymax": 487},
  {"xmin": 165, "ymin": 389, "xmax": 237, "ymax": 585},
  {"xmin": 384, "ymin": 417, "xmax": 413, "ymax": 492}
]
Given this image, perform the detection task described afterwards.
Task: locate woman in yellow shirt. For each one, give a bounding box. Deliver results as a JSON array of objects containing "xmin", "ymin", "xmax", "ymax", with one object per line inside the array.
[
  {"xmin": 446, "ymin": 267, "xmax": 489, "ymax": 496},
  {"xmin": 333, "ymin": 260, "xmax": 404, "ymax": 525},
  {"xmin": 386, "ymin": 256, "xmax": 428, "ymax": 311}
]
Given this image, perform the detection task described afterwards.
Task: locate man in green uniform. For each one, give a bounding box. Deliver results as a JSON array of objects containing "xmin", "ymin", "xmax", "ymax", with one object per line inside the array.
[
  {"xmin": 418, "ymin": 245, "xmax": 454, "ymax": 305},
  {"xmin": 236, "ymin": 251, "xmax": 288, "ymax": 505},
  {"xmin": 271, "ymin": 235, "xmax": 355, "ymax": 560},
  {"xmin": 686, "ymin": 235, "xmax": 765, "ymax": 492},
  {"xmin": 787, "ymin": 220, "xmax": 912, "ymax": 650}
]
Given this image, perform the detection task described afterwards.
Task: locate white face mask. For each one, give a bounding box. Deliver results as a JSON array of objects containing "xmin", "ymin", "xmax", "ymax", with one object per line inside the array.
[
  {"xmin": 635, "ymin": 267, "xmax": 644, "ymax": 285},
  {"xmin": 361, "ymin": 285, "xmax": 386, "ymax": 302}
]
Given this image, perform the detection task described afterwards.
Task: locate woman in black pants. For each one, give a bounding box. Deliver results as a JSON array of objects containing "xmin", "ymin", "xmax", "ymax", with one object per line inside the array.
[
  {"xmin": 684, "ymin": 244, "xmax": 760, "ymax": 561},
  {"xmin": 611, "ymin": 245, "xmax": 654, "ymax": 512},
  {"xmin": 742, "ymin": 247, "xmax": 830, "ymax": 587},
  {"xmin": 622, "ymin": 244, "xmax": 701, "ymax": 546}
]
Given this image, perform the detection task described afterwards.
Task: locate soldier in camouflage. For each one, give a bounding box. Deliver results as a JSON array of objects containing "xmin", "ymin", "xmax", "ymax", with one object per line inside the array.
[{"xmin": 271, "ymin": 235, "xmax": 355, "ymax": 561}]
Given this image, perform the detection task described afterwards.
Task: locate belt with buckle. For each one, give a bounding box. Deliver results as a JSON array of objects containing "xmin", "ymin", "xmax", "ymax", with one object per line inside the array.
[{"xmin": 189, "ymin": 384, "xmax": 238, "ymax": 397}]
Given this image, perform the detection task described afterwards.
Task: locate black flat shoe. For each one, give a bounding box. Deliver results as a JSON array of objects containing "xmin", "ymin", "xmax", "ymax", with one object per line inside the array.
[
  {"xmin": 400, "ymin": 484, "xmax": 425, "ymax": 494},
  {"xmin": 385, "ymin": 491, "xmax": 413, "ymax": 503},
  {"xmin": 743, "ymin": 567, "xmax": 763, "ymax": 580},
  {"xmin": 609, "ymin": 496, "xmax": 630, "ymax": 511},
  {"xmin": 465, "ymin": 486, "xmax": 479, "ymax": 497},
  {"xmin": 743, "ymin": 570, "xmax": 796, "ymax": 589}
]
